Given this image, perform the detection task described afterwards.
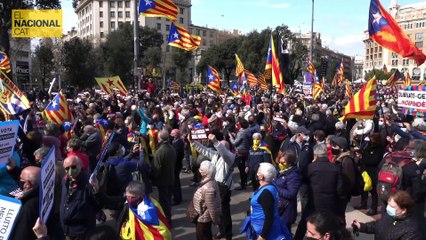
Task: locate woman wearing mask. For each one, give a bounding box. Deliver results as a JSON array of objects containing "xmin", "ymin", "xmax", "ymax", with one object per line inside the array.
[
  {"xmin": 241, "ymin": 162, "xmax": 291, "ymax": 240},
  {"xmin": 352, "ymin": 190, "xmax": 423, "ymax": 240},
  {"xmin": 273, "ymin": 150, "xmax": 302, "ymax": 232}
]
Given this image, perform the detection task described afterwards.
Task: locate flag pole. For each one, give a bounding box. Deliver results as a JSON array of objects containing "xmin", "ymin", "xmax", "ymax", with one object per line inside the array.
[
  {"xmin": 133, "ymin": 0, "xmax": 140, "ymax": 91},
  {"xmin": 310, "ymin": 0, "xmax": 315, "ymax": 61}
]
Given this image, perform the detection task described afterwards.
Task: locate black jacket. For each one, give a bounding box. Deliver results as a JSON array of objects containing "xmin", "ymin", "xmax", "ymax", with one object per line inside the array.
[
  {"xmin": 9, "ymin": 187, "xmax": 39, "ymax": 240},
  {"xmin": 307, "ymin": 157, "xmax": 344, "ymax": 213},
  {"xmin": 360, "ymin": 212, "xmax": 423, "ymax": 240}
]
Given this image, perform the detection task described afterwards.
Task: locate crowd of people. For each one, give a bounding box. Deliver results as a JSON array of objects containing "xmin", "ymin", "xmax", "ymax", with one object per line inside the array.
[{"xmin": 1, "ymin": 80, "xmax": 426, "ymax": 240}]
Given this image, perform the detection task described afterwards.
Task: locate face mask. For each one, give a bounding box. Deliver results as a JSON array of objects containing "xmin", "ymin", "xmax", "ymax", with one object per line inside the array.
[
  {"xmin": 67, "ymin": 167, "xmax": 80, "ymax": 179},
  {"xmin": 252, "ymin": 139, "xmax": 261, "ymax": 150},
  {"xmin": 331, "ymin": 148, "xmax": 341, "ymax": 156},
  {"xmin": 303, "ymin": 135, "xmax": 310, "ymax": 142},
  {"xmin": 124, "ymin": 119, "xmax": 129, "ymax": 125},
  {"xmin": 127, "ymin": 197, "xmax": 142, "ymax": 209},
  {"xmin": 279, "ymin": 162, "xmax": 287, "ymax": 170},
  {"xmin": 216, "ymin": 112, "xmax": 222, "ymax": 118},
  {"xmin": 260, "ymin": 130, "xmax": 266, "ymax": 138},
  {"xmin": 386, "ymin": 204, "xmax": 397, "ymax": 217}
]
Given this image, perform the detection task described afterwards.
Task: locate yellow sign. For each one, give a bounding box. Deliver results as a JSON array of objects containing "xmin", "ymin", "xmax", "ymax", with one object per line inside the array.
[{"xmin": 12, "ymin": 10, "xmax": 63, "ymax": 38}]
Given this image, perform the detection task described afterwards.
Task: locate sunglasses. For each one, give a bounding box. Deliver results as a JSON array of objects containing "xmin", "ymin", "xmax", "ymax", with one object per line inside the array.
[{"xmin": 64, "ymin": 165, "xmax": 77, "ymax": 171}]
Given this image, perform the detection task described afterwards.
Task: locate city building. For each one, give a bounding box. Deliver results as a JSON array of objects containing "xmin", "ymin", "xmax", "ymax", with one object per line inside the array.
[
  {"xmin": 9, "ymin": 38, "xmax": 31, "ymax": 90},
  {"xmin": 364, "ymin": 0, "xmax": 426, "ymax": 80},
  {"xmin": 295, "ymin": 32, "xmax": 353, "ymax": 82},
  {"xmin": 73, "ymin": 0, "xmax": 221, "ymax": 84}
]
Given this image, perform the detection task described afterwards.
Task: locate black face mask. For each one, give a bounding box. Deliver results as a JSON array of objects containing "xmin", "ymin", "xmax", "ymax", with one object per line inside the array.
[
  {"xmin": 260, "ymin": 130, "xmax": 266, "ymax": 138},
  {"xmin": 331, "ymin": 148, "xmax": 341, "ymax": 155}
]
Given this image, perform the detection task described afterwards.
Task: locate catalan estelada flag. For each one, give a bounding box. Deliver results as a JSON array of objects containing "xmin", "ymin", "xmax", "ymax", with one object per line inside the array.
[
  {"xmin": 42, "ymin": 90, "xmax": 74, "ymax": 125},
  {"xmin": 168, "ymin": 22, "xmax": 201, "ymax": 51},
  {"xmin": 230, "ymin": 81, "xmax": 239, "ymax": 96},
  {"xmin": 307, "ymin": 59, "xmax": 316, "ymax": 82},
  {"xmin": 386, "ymin": 69, "xmax": 402, "ymax": 88},
  {"xmin": 339, "ymin": 76, "xmax": 377, "ymax": 121},
  {"xmin": 268, "ymin": 34, "xmax": 285, "ymax": 94},
  {"xmin": 265, "ymin": 41, "xmax": 272, "ymax": 80},
  {"xmin": 0, "ymin": 51, "xmax": 11, "ymax": 73},
  {"xmin": 138, "ymin": 0, "xmax": 178, "ymax": 22},
  {"xmin": 95, "ymin": 76, "xmax": 128, "ymax": 96},
  {"xmin": 235, "ymin": 54, "xmax": 245, "ymax": 77},
  {"xmin": 121, "ymin": 195, "xmax": 171, "ymax": 240},
  {"xmin": 95, "ymin": 118, "xmax": 109, "ymax": 140},
  {"xmin": 206, "ymin": 66, "xmax": 222, "ymax": 93},
  {"xmin": 257, "ymin": 73, "xmax": 268, "ymax": 90},
  {"xmin": 168, "ymin": 80, "xmax": 180, "ymax": 91},
  {"xmin": 404, "ymin": 72, "xmax": 412, "ymax": 87},
  {"xmin": 240, "ymin": 72, "xmax": 251, "ymax": 106},
  {"xmin": 259, "ymin": 141, "xmax": 273, "ymax": 163},
  {"xmin": 336, "ymin": 58, "xmax": 344, "ymax": 84},
  {"xmin": 369, "ymin": 0, "xmax": 426, "ymax": 66},
  {"xmin": 312, "ymin": 74, "xmax": 324, "ymax": 101},
  {"xmin": 0, "ymin": 71, "xmax": 30, "ymax": 115},
  {"xmin": 345, "ymin": 80, "xmax": 352, "ymax": 98},
  {"xmin": 244, "ymin": 70, "xmax": 258, "ymax": 87}
]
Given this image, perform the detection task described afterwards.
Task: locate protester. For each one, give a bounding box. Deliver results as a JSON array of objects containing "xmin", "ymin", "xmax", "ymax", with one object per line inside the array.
[{"xmin": 306, "ymin": 210, "xmax": 352, "ymax": 240}]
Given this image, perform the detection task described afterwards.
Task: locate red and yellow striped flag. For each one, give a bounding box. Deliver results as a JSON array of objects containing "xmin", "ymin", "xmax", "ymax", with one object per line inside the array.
[
  {"xmin": 339, "ymin": 76, "xmax": 377, "ymax": 121},
  {"xmin": 345, "ymin": 80, "xmax": 352, "ymax": 98},
  {"xmin": 244, "ymin": 70, "xmax": 258, "ymax": 87},
  {"xmin": 42, "ymin": 90, "xmax": 74, "ymax": 125},
  {"xmin": 95, "ymin": 76, "xmax": 128, "ymax": 96},
  {"xmin": 120, "ymin": 195, "xmax": 171, "ymax": 240},
  {"xmin": 235, "ymin": 54, "xmax": 245, "ymax": 77},
  {"xmin": 257, "ymin": 73, "xmax": 268, "ymax": 90},
  {"xmin": 404, "ymin": 72, "xmax": 412, "ymax": 87}
]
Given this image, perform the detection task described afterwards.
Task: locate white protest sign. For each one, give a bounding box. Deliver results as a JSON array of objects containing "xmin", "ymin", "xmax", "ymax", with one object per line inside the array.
[
  {"xmin": 39, "ymin": 147, "xmax": 56, "ymax": 224},
  {"xmin": 0, "ymin": 195, "xmax": 22, "ymax": 240},
  {"xmin": 0, "ymin": 120, "xmax": 19, "ymax": 166},
  {"xmin": 397, "ymin": 89, "xmax": 426, "ymax": 112}
]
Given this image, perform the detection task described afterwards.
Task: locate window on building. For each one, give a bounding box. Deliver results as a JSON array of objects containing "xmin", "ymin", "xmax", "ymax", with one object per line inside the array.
[
  {"xmin": 118, "ymin": 11, "xmax": 123, "ymax": 18},
  {"xmin": 416, "ymin": 33, "xmax": 424, "ymax": 40},
  {"xmin": 100, "ymin": 21, "xmax": 103, "ymax": 28},
  {"xmin": 118, "ymin": 21, "xmax": 123, "ymax": 27},
  {"xmin": 210, "ymin": 31, "xmax": 213, "ymax": 38},
  {"xmin": 180, "ymin": 17, "xmax": 184, "ymax": 24},
  {"xmin": 392, "ymin": 59, "xmax": 398, "ymax": 66},
  {"xmin": 118, "ymin": 1, "xmax": 122, "ymax": 8},
  {"xmin": 180, "ymin": 8, "xmax": 184, "ymax": 14},
  {"xmin": 374, "ymin": 47, "xmax": 377, "ymax": 52},
  {"xmin": 111, "ymin": 21, "xmax": 116, "ymax": 29},
  {"xmin": 157, "ymin": 17, "xmax": 161, "ymax": 20},
  {"xmin": 110, "ymin": 1, "xmax": 115, "ymax": 8},
  {"xmin": 166, "ymin": 24, "xmax": 170, "ymax": 30},
  {"xmin": 99, "ymin": 1, "xmax": 103, "ymax": 7},
  {"xmin": 416, "ymin": 41, "xmax": 423, "ymax": 48},
  {"xmin": 125, "ymin": 11, "xmax": 130, "ymax": 17},
  {"xmin": 202, "ymin": 30, "xmax": 206, "ymax": 36},
  {"xmin": 391, "ymin": 52, "xmax": 398, "ymax": 58},
  {"xmin": 100, "ymin": 32, "xmax": 104, "ymax": 38},
  {"xmin": 125, "ymin": 1, "xmax": 130, "ymax": 8},
  {"xmin": 366, "ymin": 49, "xmax": 369, "ymax": 54},
  {"xmin": 157, "ymin": 23, "xmax": 161, "ymax": 30},
  {"xmin": 110, "ymin": 11, "xmax": 115, "ymax": 17},
  {"xmin": 366, "ymin": 56, "xmax": 369, "ymax": 60},
  {"xmin": 197, "ymin": 29, "xmax": 200, "ymax": 35},
  {"xmin": 379, "ymin": 53, "xmax": 382, "ymax": 58},
  {"xmin": 100, "ymin": 11, "xmax": 103, "ymax": 17}
]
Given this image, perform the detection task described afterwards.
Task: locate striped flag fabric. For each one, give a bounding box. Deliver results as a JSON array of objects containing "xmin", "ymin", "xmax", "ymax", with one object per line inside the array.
[
  {"xmin": 240, "ymin": 72, "xmax": 251, "ymax": 105},
  {"xmin": 307, "ymin": 59, "xmax": 316, "ymax": 81},
  {"xmin": 42, "ymin": 90, "xmax": 74, "ymax": 125},
  {"xmin": 265, "ymin": 39, "xmax": 272, "ymax": 79},
  {"xmin": 312, "ymin": 74, "xmax": 324, "ymax": 101},
  {"xmin": 0, "ymin": 51, "xmax": 11, "ymax": 73},
  {"xmin": 168, "ymin": 22, "xmax": 201, "ymax": 51},
  {"xmin": 230, "ymin": 81, "xmax": 239, "ymax": 96},
  {"xmin": 138, "ymin": 0, "xmax": 178, "ymax": 22},
  {"xmin": 257, "ymin": 73, "xmax": 268, "ymax": 90},
  {"xmin": 404, "ymin": 72, "xmax": 412, "ymax": 87},
  {"xmin": 386, "ymin": 69, "xmax": 402, "ymax": 88},
  {"xmin": 235, "ymin": 54, "xmax": 245, "ymax": 77},
  {"xmin": 206, "ymin": 66, "xmax": 222, "ymax": 93},
  {"xmin": 0, "ymin": 71, "xmax": 30, "ymax": 115},
  {"xmin": 168, "ymin": 81, "xmax": 180, "ymax": 91},
  {"xmin": 336, "ymin": 58, "xmax": 344, "ymax": 84},
  {"xmin": 120, "ymin": 195, "xmax": 171, "ymax": 240},
  {"xmin": 332, "ymin": 73, "xmax": 339, "ymax": 88},
  {"xmin": 345, "ymin": 80, "xmax": 352, "ymax": 98},
  {"xmin": 95, "ymin": 76, "xmax": 128, "ymax": 96},
  {"xmin": 339, "ymin": 76, "xmax": 377, "ymax": 121},
  {"xmin": 244, "ymin": 70, "xmax": 258, "ymax": 87},
  {"xmin": 268, "ymin": 34, "xmax": 285, "ymax": 94}
]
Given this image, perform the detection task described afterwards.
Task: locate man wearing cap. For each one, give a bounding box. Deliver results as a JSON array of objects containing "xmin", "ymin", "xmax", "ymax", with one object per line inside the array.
[{"xmin": 330, "ymin": 136, "xmax": 356, "ymax": 223}]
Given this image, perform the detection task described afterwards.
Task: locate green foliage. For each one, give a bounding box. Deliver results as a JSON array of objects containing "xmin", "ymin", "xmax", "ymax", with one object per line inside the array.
[
  {"xmin": 62, "ymin": 38, "xmax": 98, "ymax": 89},
  {"xmin": 141, "ymin": 46, "xmax": 162, "ymax": 69},
  {"xmin": 34, "ymin": 44, "xmax": 54, "ymax": 89},
  {"xmin": 172, "ymin": 48, "xmax": 193, "ymax": 83},
  {"xmin": 364, "ymin": 69, "xmax": 392, "ymax": 81}
]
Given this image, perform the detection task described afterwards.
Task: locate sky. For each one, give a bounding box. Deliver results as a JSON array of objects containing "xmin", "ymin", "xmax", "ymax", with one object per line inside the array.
[{"xmin": 62, "ymin": 0, "xmax": 422, "ymax": 57}]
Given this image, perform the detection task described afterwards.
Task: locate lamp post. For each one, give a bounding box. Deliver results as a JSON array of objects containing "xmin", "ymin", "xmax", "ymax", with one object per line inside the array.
[
  {"xmin": 133, "ymin": 0, "xmax": 140, "ymax": 91},
  {"xmin": 310, "ymin": 0, "xmax": 315, "ymax": 61}
]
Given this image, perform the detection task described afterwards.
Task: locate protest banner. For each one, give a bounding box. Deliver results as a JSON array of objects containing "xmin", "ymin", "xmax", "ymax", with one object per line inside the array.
[
  {"xmin": 0, "ymin": 120, "xmax": 19, "ymax": 166},
  {"xmin": 0, "ymin": 195, "xmax": 22, "ymax": 240},
  {"xmin": 397, "ymin": 86, "xmax": 426, "ymax": 116},
  {"xmin": 190, "ymin": 128, "xmax": 210, "ymax": 140},
  {"xmin": 39, "ymin": 147, "xmax": 56, "ymax": 224}
]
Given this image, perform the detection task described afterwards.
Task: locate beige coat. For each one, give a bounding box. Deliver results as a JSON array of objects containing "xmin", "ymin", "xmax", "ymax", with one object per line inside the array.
[{"xmin": 193, "ymin": 177, "xmax": 222, "ymax": 224}]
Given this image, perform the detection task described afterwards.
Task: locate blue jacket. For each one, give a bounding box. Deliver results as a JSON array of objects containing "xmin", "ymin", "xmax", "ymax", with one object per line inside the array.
[
  {"xmin": 60, "ymin": 170, "xmax": 99, "ymax": 237},
  {"xmin": 281, "ymin": 139, "xmax": 313, "ymax": 182},
  {"xmin": 247, "ymin": 149, "xmax": 271, "ymax": 176},
  {"xmin": 0, "ymin": 151, "xmax": 21, "ymax": 196},
  {"xmin": 105, "ymin": 156, "xmax": 139, "ymax": 196},
  {"xmin": 273, "ymin": 166, "xmax": 302, "ymax": 225}
]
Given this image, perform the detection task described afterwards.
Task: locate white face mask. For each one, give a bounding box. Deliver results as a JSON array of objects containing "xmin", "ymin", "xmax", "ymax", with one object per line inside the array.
[{"xmin": 216, "ymin": 112, "xmax": 223, "ymax": 118}]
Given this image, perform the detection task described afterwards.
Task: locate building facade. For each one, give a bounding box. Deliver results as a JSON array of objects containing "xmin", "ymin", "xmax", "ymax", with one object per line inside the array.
[
  {"xmin": 9, "ymin": 38, "xmax": 31, "ymax": 90},
  {"xmin": 364, "ymin": 0, "xmax": 426, "ymax": 80},
  {"xmin": 74, "ymin": 0, "xmax": 220, "ymax": 84}
]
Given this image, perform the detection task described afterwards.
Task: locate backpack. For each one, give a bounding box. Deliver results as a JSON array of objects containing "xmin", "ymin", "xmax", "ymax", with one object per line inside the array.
[{"xmin": 377, "ymin": 151, "xmax": 414, "ymax": 200}]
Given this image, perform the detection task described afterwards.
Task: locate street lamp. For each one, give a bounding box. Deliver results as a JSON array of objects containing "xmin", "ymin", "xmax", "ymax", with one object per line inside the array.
[{"xmin": 310, "ymin": 0, "xmax": 315, "ymax": 61}]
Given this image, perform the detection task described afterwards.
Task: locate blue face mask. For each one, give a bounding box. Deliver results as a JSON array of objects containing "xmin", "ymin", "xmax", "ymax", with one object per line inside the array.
[{"xmin": 386, "ymin": 205, "xmax": 397, "ymax": 217}]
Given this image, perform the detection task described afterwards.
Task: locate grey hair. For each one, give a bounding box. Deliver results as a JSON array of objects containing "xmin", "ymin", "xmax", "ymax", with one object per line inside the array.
[
  {"xmin": 158, "ymin": 129, "xmax": 170, "ymax": 142},
  {"xmin": 414, "ymin": 140, "xmax": 426, "ymax": 159},
  {"xmin": 199, "ymin": 160, "xmax": 216, "ymax": 178},
  {"xmin": 252, "ymin": 132, "xmax": 262, "ymax": 140},
  {"xmin": 34, "ymin": 147, "xmax": 50, "ymax": 158},
  {"xmin": 125, "ymin": 181, "xmax": 145, "ymax": 197},
  {"xmin": 258, "ymin": 162, "xmax": 277, "ymax": 183},
  {"xmin": 335, "ymin": 121, "xmax": 345, "ymax": 130},
  {"xmin": 313, "ymin": 143, "xmax": 328, "ymax": 157}
]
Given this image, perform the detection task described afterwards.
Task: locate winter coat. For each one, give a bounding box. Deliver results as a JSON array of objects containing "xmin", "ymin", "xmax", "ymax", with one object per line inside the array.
[
  {"xmin": 281, "ymin": 139, "xmax": 313, "ymax": 182},
  {"xmin": 151, "ymin": 141, "xmax": 176, "ymax": 187},
  {"xmin": 229, "ymin": 128, "xmax": 251, "ymax": 154},
  {"xmin": 273, "ymin": 166, "xmax": 302, "ymax": 225},
  {"xmin": 193, "ymin": 177, "xmax": 222, "ymax": 224},
  {"xmin": 9, "ymin": 187, "xmax": 39, "ymax": 240},
  {"xmin": 360, "ymin": 212, "xmax": 423, "ymax": 240}
]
